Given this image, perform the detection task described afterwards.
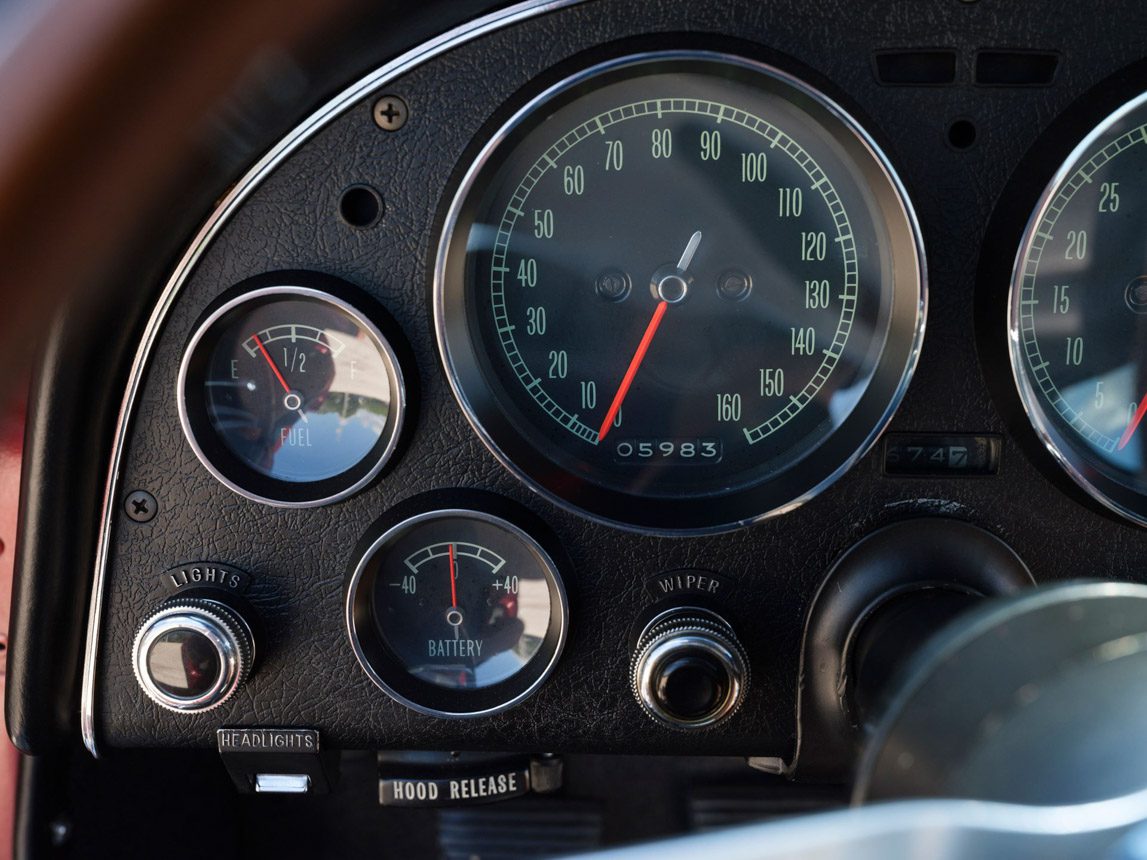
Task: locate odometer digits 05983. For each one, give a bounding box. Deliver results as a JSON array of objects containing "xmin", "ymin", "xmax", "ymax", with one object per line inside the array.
[
  {"xmin": 436, "ymin": 52, "xmax": 925, "ymax": 532},
  {"xmin": 1011, "ymin": 90, "xmax": 1147, "ymax": 525}
]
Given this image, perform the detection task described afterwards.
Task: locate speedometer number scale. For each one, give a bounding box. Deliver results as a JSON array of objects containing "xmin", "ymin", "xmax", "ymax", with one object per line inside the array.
[
  {"xmin": 487, "ymin": 100, "xmax": 860, "ymax": 459},
  {"xmin": 437, "ymin": 52, "xmax": 925, "ymax": 532}
]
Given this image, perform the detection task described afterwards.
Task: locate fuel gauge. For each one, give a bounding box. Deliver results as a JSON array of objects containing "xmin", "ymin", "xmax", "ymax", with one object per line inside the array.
[
  {"xmin": 346, "ymin": 505, "xmax": 568, "ymax": 717},
  {"xmin": 179, "ymin": 274, "xmax": 407, "ymax": 507}
]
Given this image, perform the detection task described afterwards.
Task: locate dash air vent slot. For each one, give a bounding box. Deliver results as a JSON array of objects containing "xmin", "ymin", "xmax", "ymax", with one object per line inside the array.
[
  {"xmin": 975, "ymin": 50, "xmax": 1058, "ymax": 86},
  {"xmin": 873, "ymin": 50, "xmax": 957, "ymax": 86}
]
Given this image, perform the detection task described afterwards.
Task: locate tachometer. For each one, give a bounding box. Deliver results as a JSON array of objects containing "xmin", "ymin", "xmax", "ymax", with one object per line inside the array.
[
  {"xmin": 435, "ymin": 51, "xmax": 925, "ymax": 533},
  {"xmin": 1010, "ymin": 90, "xmax": 1147, "ymax": 525}
]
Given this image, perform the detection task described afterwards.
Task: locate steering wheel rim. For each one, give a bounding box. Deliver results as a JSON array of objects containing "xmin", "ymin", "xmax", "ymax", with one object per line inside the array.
[{"xmin": 0, "ymin": 0, "xmax": 361, "ymax": 396}]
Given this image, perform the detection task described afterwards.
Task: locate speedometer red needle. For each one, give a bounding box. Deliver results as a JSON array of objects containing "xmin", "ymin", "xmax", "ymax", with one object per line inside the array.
[
  {"xmin": 598, "ymin": 300, "xmax": 669, "ymax": 442},
  {"xmin": 252, "ymin": 334, "xmax": 292, "ymax": 395},
  {"xmin": 448, "ymin": 542, "xmax": 458, "ymax": 608},
  {"xmin": 1118, "ymin": 392, "xmax": 1147, "ymax": 450}
]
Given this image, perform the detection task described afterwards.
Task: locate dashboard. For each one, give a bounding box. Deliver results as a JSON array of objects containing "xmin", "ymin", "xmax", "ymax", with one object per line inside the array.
[{"xmin": 14, "ymin": 0, "xmax": 1147, "ymax": 815}]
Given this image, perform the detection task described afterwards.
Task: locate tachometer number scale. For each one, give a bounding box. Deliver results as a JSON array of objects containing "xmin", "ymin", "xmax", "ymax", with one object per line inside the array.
[{"xmin": 1011, "ymin": 91, "xmax": 1147, "ymax": 525}]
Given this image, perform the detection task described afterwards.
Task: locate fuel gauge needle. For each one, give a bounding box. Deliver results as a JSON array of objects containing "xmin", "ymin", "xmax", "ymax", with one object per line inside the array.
[
  {"xmin": 252, "ymin": 333, "xmax": 308, "ymax": 423},
  {"xmin": 1118, "ymin": 392, "xmax": 1147, "ymax": 450}
]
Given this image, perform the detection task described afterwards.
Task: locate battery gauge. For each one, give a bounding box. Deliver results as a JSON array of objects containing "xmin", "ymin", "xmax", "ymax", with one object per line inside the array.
[{"xmin": 345, "ymin": 505, "xmax": 569, "ymax": 717}]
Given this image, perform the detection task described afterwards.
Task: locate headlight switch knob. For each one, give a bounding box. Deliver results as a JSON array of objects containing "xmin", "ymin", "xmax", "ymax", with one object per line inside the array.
[{"xmin": 133, "ymin": 597, "xmax": 254, "ymax": 713}]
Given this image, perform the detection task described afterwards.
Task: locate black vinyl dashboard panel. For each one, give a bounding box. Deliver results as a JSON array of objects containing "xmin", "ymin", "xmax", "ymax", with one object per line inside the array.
[{"xmin": 55, "ymin": 0, "xmax": 1147, "ymax": 771}]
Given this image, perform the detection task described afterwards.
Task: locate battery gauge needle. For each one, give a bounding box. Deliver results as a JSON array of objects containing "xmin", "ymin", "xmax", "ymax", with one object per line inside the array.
[
  {"xmin": 448, "ymin": 542, "xmax": 459, "ymax": 609},
  {"xmin": 252, "ymin": 333, "xmax": 308, "ymax": 423},
  {"xmin": 598, "ymin": 231, "xmax": 701, "ymax": 442},
  {"xmin": 1118, "ymin": 392, "xmax": 1147, "ymax": 450},
  {"xmin": 447, "ymin": 543, "xmax": 463, "ymax": 644}
]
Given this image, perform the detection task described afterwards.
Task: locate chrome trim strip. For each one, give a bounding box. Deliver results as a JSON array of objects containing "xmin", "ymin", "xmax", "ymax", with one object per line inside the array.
[{"xmin": 80, "ymin": 0, "xmax": 586, "ymax": 757}]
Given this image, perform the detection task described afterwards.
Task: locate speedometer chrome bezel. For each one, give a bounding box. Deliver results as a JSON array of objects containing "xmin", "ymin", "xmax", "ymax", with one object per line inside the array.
[
  {"xmin": 435, "ymin": 49, "xmax": 927, "ymax": 535},
  {"xmin": 1008, "ymin": 88, "xmax": 1147, "ymax": 528}
]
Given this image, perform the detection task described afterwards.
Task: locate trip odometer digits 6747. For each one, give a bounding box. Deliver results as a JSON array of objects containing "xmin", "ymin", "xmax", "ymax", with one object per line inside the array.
[{"xmin": 436, "ymin": 52, "xmax": 926, "ymax": 533}]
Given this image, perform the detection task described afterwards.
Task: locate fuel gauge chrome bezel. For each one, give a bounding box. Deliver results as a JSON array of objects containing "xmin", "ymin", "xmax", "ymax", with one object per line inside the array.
[{"xmin": 177, "ymin": 273, "xmax": 407, "ymax": 508}]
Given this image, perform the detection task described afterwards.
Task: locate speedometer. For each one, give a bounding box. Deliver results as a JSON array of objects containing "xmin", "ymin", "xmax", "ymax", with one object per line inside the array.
[{"xmin": 436, "ymin": 52, "xmax": 925, "ymax": 533}]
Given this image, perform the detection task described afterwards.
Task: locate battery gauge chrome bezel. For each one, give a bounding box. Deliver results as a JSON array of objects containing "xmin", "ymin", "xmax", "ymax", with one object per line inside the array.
[
  {"xmin": 178, "ymin": 275, "xmax": 407, "ymax": 508},
  {"xmin": 345, "ymin": 506, "xmax": 569, "ymax": 719}
]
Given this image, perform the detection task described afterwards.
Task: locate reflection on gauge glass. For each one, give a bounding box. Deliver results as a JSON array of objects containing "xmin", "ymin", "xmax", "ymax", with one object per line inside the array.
[
  {"xmin": 179, "ymin": 278, "xmax": 406, "ymax": 507},
  {"xmin": 436, "ymin": 51, "xmax": 926, "ymax": 533},
  {"xmin": 1010, "ymin": 90, "xmax": 1147, "ymax": 525},
  {"xmin": 345, "ymin": 508, "xmax": 568, "ymax": 717}
]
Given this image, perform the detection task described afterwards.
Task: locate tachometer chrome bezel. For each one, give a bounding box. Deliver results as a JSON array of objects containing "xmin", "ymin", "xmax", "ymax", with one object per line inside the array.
[{"xmin": 1008, "ymin": 88, "xmax": 1147, "ymax": 528}]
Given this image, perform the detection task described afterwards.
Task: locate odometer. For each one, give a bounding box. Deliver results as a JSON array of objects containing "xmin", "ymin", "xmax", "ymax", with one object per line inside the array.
[
  {"xmin": 436, "ymin": 52, "xmax": 925, "ymax": 532},
  {"xmin": 1010, "ymin": 90, "xmax": 1147, "ymax": 525}
]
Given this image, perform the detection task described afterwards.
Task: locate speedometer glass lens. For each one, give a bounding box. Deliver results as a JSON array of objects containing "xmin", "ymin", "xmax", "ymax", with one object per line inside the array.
[
  {"xmin": 436, "ymin": 52, "xmax": 925, "ymax": 532},
  {"xmin": 1010, "ymin": 91, "xmax": 1147, "ymax": 525}
]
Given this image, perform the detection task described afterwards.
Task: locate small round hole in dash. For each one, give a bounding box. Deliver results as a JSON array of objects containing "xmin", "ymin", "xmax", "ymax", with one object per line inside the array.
[
  {"xmin": 948, "ymin": 119, "xmax": 977, "ymax": 150},
  {"xmin": 338, "ymin": 184, "xmax": 383, "ymax": 228}
]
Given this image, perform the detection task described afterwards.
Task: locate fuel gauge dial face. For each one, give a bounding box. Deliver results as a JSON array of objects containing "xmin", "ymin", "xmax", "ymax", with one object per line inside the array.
[
  {"xmin": 346, "ymin": 508, "xmax": 568, "ymax": 717},
  {"xmin": 179, "ymin": 277, "xmax": 406, "ymax": 507}
]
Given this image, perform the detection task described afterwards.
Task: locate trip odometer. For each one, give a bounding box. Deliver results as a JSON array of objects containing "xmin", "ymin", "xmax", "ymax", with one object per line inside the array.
[
  {"xmin": 1011, "ymin": 90, "xmax": 1147, "ymax": 526},
  {"xmin": 436, "ymin": 52, "xmax": 926, "ymax": 532}
]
